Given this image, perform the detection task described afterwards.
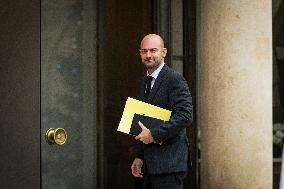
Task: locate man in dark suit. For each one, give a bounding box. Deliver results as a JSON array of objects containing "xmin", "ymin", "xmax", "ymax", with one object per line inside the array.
[{"xmin": 130, "ymin": 34, "xmax": 193, "ymax": 189}]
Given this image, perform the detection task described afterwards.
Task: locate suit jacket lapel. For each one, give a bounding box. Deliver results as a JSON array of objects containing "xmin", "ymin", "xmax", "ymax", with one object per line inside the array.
[
  {"xmin": 147, "ymin": 65, "xmax": 168, "ymax": 103},
  {"xmin": 140, "ymin": 76, "xmax": 147, "ymax": 101}
]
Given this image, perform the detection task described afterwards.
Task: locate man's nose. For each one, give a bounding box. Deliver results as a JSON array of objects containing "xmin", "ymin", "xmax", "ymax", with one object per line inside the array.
[{"xmin": 145, "ymin": 51, "xmax": 152, "ymax": 57}]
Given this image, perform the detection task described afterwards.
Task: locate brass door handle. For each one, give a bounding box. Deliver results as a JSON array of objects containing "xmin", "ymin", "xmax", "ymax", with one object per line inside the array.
[{"xmin": 45, "ymin": 128, "xmax": 67, "ymax": 145}]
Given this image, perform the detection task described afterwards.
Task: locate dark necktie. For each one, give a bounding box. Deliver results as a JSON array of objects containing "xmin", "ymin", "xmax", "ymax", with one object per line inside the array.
[{"xmin": 145, "ymin": 76, "xmax": 154, "ymax": 101}]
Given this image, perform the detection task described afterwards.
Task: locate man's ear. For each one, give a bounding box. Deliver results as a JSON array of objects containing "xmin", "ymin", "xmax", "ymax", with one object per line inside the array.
[{"xmin": 162, "ymin": 48, "xmax": 167, "ymax": 57}]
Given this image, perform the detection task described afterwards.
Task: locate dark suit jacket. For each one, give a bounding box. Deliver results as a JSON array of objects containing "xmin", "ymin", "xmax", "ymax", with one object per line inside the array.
[{"xmin": 133, "ymin": 64, "xmax": 193, "ymax": 175}]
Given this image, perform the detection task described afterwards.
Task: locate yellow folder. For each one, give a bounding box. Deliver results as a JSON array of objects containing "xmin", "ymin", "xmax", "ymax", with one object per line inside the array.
[{"xmin": 117, "ymin": 97, "xmax": 172, "ymax": 134}]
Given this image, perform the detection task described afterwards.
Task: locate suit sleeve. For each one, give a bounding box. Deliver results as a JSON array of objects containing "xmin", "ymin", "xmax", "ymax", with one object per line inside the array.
[
  {"xmin": 130, "ymin": 140, "xmax": 144, "ymax": 159},
  {"xmin": 151, "ymin": 73, "xmax": 193, "ymax": 143}
]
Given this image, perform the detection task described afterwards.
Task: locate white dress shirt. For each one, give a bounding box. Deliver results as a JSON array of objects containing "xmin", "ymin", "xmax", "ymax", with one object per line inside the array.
[{"xmin": 146, "ymin": 62, "xmax": 165, "ymax": 89}]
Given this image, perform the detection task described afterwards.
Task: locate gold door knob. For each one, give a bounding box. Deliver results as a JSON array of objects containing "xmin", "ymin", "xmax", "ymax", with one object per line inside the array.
[{"xmin": 45, "ymin": 128, "xmax": 67, "ymax": 145}]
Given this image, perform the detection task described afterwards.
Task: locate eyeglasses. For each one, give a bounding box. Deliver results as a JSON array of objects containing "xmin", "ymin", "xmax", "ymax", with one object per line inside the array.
[{"xmin": 139, "ymin": 48, "xmax": 159, "ymax": 54}]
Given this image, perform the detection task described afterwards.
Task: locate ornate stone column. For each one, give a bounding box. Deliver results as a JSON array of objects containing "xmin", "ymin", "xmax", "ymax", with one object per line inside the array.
[{"xmin": 197, "ymin": 0, "xmax": 272, "ymax": 188}]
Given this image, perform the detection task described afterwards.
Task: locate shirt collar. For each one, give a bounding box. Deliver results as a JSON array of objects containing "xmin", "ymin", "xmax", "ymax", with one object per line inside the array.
[{"xmin": 147, "ymin": 63, "xmax": 165, "ymax": 79}]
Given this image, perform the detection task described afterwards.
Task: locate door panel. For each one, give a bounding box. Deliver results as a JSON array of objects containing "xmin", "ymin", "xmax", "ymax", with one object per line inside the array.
[
  {"xmin": 41, "ymin": 0, "xmax": 97, "ymax": 188},
  {"xmin": 0, "ymin": 0, "xmax": 40, "ymax": 188},
  {"xmin": 42, "ymin": 0, "xmax": 152, "ymax": 188},
  {"xmin": 98, "ymin": 0, "xmax": 152, "ymax": 188}
]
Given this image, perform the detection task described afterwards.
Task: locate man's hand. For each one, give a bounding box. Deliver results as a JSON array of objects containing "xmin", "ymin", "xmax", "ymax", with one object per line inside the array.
[
  {"xmin": 131, "ymin": 158, "xmax": 143, "ymax": 177},
  {"xmin": 135, "ymin": 121, "xmax": 154, "ymax": 144}
]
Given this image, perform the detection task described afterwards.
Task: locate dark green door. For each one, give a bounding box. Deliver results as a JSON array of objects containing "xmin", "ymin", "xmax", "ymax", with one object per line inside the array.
[{"xmin": 41, "ymin": 0, "xmax": 152, "ymax": 188}]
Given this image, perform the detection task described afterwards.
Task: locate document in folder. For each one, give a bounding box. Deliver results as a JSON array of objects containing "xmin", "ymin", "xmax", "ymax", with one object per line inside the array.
[
  {"xmin": 130, "ymin": 113, "xmax": 164, "ymax": 136},
  {"xmin": 117, "ymin": 97, "xmax": 172, "ymax": 135}
]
